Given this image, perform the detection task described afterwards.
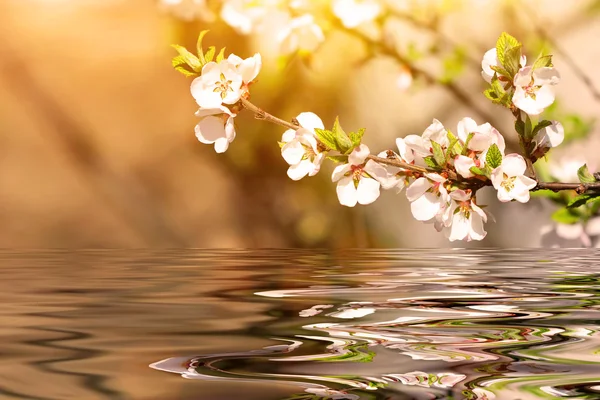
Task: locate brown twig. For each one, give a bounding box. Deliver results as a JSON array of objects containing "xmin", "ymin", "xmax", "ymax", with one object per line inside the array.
[
  {"xmin": 240, "ymin": 97, "xmax": 299, "ymax": 130},
  {"xmin": 534, "ymin": 182, "xmax": 600, "ymax": 194}
]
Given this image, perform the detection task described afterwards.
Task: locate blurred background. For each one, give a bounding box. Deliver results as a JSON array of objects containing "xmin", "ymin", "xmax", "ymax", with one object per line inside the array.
[{"xmin": 1, "ymin": 0, "xmax": 599, "ymax": 247}]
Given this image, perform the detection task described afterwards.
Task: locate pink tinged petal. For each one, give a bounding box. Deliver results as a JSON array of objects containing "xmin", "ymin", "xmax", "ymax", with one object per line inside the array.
[
  {"xmin": 336, "ymin": 176, "xmax": 358, "ymax": 207},
  {"xmin": 349, "ymin": 144, "xmax": 370, "ymax": 165},
  {"xmin": 410, "ymin": 192, "xmax": 441, "ymax": 221},
  {"xmin": 481, "ymin": 48, "xmax": 499, "ymax": 83},
  {"xmin": 449, "ymin": 189, "xmax": 470, "ymax": 202},
  {"xmin": 296, "ymin": 112, "xmax": 325, "ymax": 131},
  {"xmin": 363, "ymin": 160, "xmax": 389, "ymax": 182},
  {"xmin": 490, "ymin": 127, "xmax": 506, "ymax": 154},
  {"xmin": 501, "ymin": 154, "xmax": 527, "ymax": 177},
  {"xmin": 423, "ymin": 119, "xmax": 448, "ymax": 145},
  {"xmin": 195, "ymin": 106, "xmax": 230, "ymax": 118},
  {"xmin": 586, "ymin": 217, "xmax": 600, "ymax": 236},
  {"xmin": 533, "ymin": 67, "xmax": 560, "ymax": 85},
  {"xmin": 457, "ymin": 117, "xmax": 478, "ymax": 143},
  {"xmin": 287, "ymin": 159, "xmax": 314, "ymax": 181},
  {"xmin": 537, "ymin": 121, "xmax": 564, "ymax": 148},
  {"xmin": 490, "ymin": 167, "xmax": 504, "ymax": 189},
  {"xmin": 448, "ymin": 213, "xmax": 470, "ymax": 241},
  {"xmin": 213, "ymin": 137, "xmax": 230, "ymax": 153},
  {"xmin": 195, "ymin": 116, "xmax": 226, "ymax": 143},
  {"xmin": 281, "ymin": 140, "xmax": 305, "ymax": 165},
  {"xmin": 281, "ymin": 129, "xmax": 296, "ymax": 143},
  {"xmin": 532, "ymin": 85, "xmax": 556, "ymax": 111},
  {"xmin": 332, "ymin": 163, "xmax": 351, "ymax": 182},
  {"xmin": 556, "ymin": 223, "xmax": 584, "ymax": 240},
  {"xmin": 511, "ymin": 176, "xmax": 536, "ymax": 203},
  {"xmin": 468, "ymin": 211, "xmax": 487, "ymax": 241},
  {"xmin": 514, "ymin": 66, "xmax": 533, "ymax": 87},
  {"xmin": 309, "ymin": 153, "xmax": 325, "ymax": 176},
  {"xmin": 300, "ymin": 133, "xmax": 319, "ymax": 151},
  {"xmin": 395, "ymin": 137, "xmax": 414, "ymax": 163},
  {"xmin": 471, "ymin": 202, "xmax": 488, "ymax": 223},
  {"xmin": 406, "ymin": 177, "xmax": 432, "ymax": 202},
  {"xmin": 468, "ymin": 133, "xmax": 493, "ymax": 152},
  {"xmin": 424, "ymin": 173, "xmax": 445, "ymax": 183},
  {"xmin": 356, "ymin": 177, "xmax": 381, "ymax": 205},
  {"xmin": 225, "ymin": 116, "xmax": 236, "ymax": 141},
  {"xmin": 455, "ymin": 155, "xmax": 476, "ymax": 178},
  {"xmin": 513, "ymin": 88, "xmax": 545, "ymax": 115}
]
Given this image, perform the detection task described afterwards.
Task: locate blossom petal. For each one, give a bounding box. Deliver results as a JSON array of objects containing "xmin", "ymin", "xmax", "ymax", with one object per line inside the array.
[
  {"xmin": 238, "ymin": 53, "xmax": 262, "ymax": 83},
  {"xmin": 501, "ymin": 154, "xmax": 527, "ymax": 177},
  {"xmin": 349, "ymin": 144, "xmax": 370, "ymax": 165},
  {"xmin": 533, "ymin": 67, "xmax": 560, "ymax": 86},
  {"xmin": 406, "ymin": 177, "xmax": 431, "ymax": 202},
  {"xmin": 363, "ymin": 160, "xmax": 389, "ymax": 182},
  {"xmin": 336, "ymin": 176, "xmax": 358, "ymax": 207},
  {"xmin": 213, "ymin": 137, "xmax": 230, "ymax": 153},
  {"xmin": 457, "ymin": 117, "xmax": 478, "ymax": 143},
  {"xmin": 195, "ymin": 116, "xmax": 225, "ymax": 143},
  {"xmin": 287, "ymin": 159, "xmax": 314, "ymax": 181},
  {"xmin": 281, "ymin": 129, "xmax": 296, "ymax": 143},
  {"xmin": 449, "ymin": 213, "xmax": 469, "ymax": 241},
  {"xmin": 296, "ymin": 112, "xmax": 325, "ymax": 131},
  {"xmin": 469, "ymin": 211, "xmax": 487, "ymax": 241},
  {"xmin": 356, "ymin": 177, "xmax": 381, "ymax": 205},
  {"xmin": 281, "ymin": 140, "xmax": 305, "ymax": 165},
  {"xmin": 586, "ymin": 217, "xmax": 600, "ymax": 236},
  {"xmin": 455, "ymin": 155, "xmax": 476, "ymax": 178},
  {"xmin": 410, "ymin": 192, "xmax": 441, "ymax": 221},
  {"xmin": 332, "ymin": 163, "xmax": 351, "ymax": 182}
]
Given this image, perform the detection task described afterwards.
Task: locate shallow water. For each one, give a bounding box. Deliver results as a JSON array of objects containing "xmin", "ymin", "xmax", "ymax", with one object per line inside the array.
[{"xmin": 2, "ymin": 250, "xmax": 600, "ymax": 400}]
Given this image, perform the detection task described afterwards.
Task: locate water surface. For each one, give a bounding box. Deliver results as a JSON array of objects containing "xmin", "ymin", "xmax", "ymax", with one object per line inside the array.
[{"xmin": 2, "ymin": 250, "xmax": 600, "ymax": 399}]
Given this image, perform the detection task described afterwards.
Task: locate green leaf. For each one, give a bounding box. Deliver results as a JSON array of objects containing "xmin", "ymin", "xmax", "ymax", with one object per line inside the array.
[
  {"xmin": 314, "ymin": 128, "xmax": 339, "ymax": 152},
  {"xmin": 196, "ymin": 30, "xmax": 209, "ymax": 64},
  {"xmin": 530, "ymin": 189, "xmax": 563, "ymax": 202},
  {"xmin": 503, "ymin": 44, "xmax": 523, "ymax": 77},
  {"xmin": 531, "ymin": 120, "xmax": 553, "ymax": 138},
  {"xmin": 577, "ymin": 164, "xmax": 597, "ymax": 183},
  {"xmin": 524, "ymin": 114, "xmax": 533, "ymax": 140},
  {"xmin": 349, "ymin": 128, "xmax": 365, "ymax": 147},
  {"xmin": 490, "ymin": 65, "xmax": 511, "ymax": 78},
  {"xmin": 332, "ymin": 117, "xmax": 353, "ymax": 154},
  {"xmin": 204, "ymin": 46, "xmax": 216, "ymax": 63},
  {"xmin": 567, "ymin": 193, "xmax": 600, "ymax": 208},
  {"xmin": 551, "ymin": 208, "xmax": 581, "ymax": 224},
  {"xmin": 483, "ymin": 88, "xmax": 499, "ymax": 102},
  {"xmin": 496, "ymin": 32, "xmax": 520, "ymax": 68},
  {"xmin": 532, "ymin": 54, "xmax": 553, "ymax": 70},
  {"xmin": 327, "ymin": 155, "xmax": 349, "ymax": 163},
  {"xmin": 469, "ymin": 165, "xmax": 491, "ymax": 178},
  {"xmin": 446, "ymin": 131, "xmax": 461, "ymax": 159},
  {"xmin": 485, "ymin": 143, "xmax": 503, "ymax": 169},
  {"xmin": 515, "ymin": 119, "xmax": 525, "ymax": 137},
  {"xmin": 215, "ymin": 47, "xmax": 227, "ymax": 63},
  {"xmin": 423, "ymin": 156, "xmax": 438, "ymax": 168},
  {"xmin": 171, "ymin": 44, "xmax": 201, "ymax": 72},
  {"xmin": 431, "ymin": 141, "xmax": 446, "ymax": 166}
]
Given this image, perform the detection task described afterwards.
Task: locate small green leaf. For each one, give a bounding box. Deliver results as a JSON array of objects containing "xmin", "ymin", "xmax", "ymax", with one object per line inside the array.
[
  {"xmin": 551, "ymin": 208, "xmax": 581, "ymax": 224},
  {"xmin": 470, "ymin": 166, "xmax": 485, "ymax": 176},
  {"xmin": 567, "ymin": 193, "xmax": 600, "ymax": 208},
  {"xmin": 515, "ymin": 119, "xmax": 525, "ymax": 137},
  {"xmin": 204, "ymin": 46, "xmax": 216, "ymax": 63},
  {"xmin": 216, "ymin": 47, "xmax": 227, "ymax": 63},
  {"xmin": 524, "ymin": 114, "xmax": 533, "ymax": 140},
  {"xmin": 349, "ymin": 128, "xmax": 365, "ymax": 147},
  {"xmin": 496, "ymin": 32, "xmax": 521, "ymax": 67},
  {"xmin": 490, "ymin": 65, "xmax": 511, "ymax": 78},
  {"xmin": 463, "ymin": 132, "xmax": 474, "ymax": 155},
  {"xmin": 196, "ymin": 30, "xmax": 209, "ymax": 64},
  {"xmin": 332, "ymin": 117, "xmax": 353, "ymax": 154},
  {"xmin": 314, "ymin": 128, "xmax": 339, "ymax": 151},
  {"xmin": 327, "ymin": 155, "xmax": 349, "ymax": 163},
  {"xmin": 532, "ymin": 54, "xmax": 553, "ymax": 70},
  {"xmin": 484, "ymin": 88, "xmax": 499, "ymax": 102},
  {"xmin": 446, "ymin": 132, "xmax": 460, "ymax": 159},
  {"xmin": 531, "ymin": 120, "xmax": 553, "ymax": 138},
  {"xmin": 431, "ymin": 141, "xmax": 446, "ymax": 166},
  {"xmin": 278, "ymin": 141, "xmax": 286, "ymax": 149},
  {"xmin": 577, "ymin": 164, "xmax": 597, "ymax": 183},
  {"xmin": 423, "ymin": 156, "xmax": 438, "ymax": 168},
  {"xmin": 171, "ymin": 44, "xmax": 201, "ymax": 72},
  {"xmin": 503, "ymin": 44, "xmax": 523, "ymax": 77},
  {"xmin": 485, "ymin": 143, "xmax": 503, "ymax": 169}
]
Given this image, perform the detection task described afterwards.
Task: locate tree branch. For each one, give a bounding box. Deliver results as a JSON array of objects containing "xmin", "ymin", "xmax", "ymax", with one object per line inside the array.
[{"xmin": 534, "ymin": 182, "xmax": 600, "ymax": 193}]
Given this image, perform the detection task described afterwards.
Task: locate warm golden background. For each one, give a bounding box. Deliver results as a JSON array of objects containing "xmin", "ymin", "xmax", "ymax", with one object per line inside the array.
[{"xmin": 1, "ymin": 0, "xmax": 599, "ymax": 247}]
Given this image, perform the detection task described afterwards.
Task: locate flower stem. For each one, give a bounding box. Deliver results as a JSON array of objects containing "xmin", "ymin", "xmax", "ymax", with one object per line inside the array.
[{"xmin": 240, "ymin": 97, "xmax": 299, "ymax": 131}]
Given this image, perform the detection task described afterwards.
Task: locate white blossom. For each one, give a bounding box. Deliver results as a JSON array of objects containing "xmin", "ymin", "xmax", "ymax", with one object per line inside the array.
[
  {"xmin": 491, "ymin": 154, "xmax": 537, "ymax": 203},
  {"xmin": 403, "ymin": 119, "xmax": 449, "ymax": 166},
  {"xmin": 194, "ymin": 107, "xmax": 236, "ymax": 153},
  {"xmin": 541, "ymin": 217, "xmax": 600, "ymax": 248},
  {"xmin": 331, "ymin": 144, "xmax": 388, "ymax": 207},
  {"xmin": 454, "ymin": 117, "xmax": 505, "ymax": 178},
  {"xmin": 406, "ymin": 173, "xmax": 449, "ymax": 222},
  {"xmin": 481, "ymin": 47, "xmax": 526, "ymax": 83},
  {"xmin": 280, "ymin": 112, "xmax": 326, "ymax": 180},
  {"xmin": 190, "ymin": 60, "xmax": 243, "ymax": 109},
  {"xmin": 513, "ymin": 66, "xmax": 560, "ymax": 115},
  {"xmin": 332, "ymin": 0, "xmax": 382, "ymax": 28},
  {"xmin": 227, "ymin": 53, "xmax": 262, "ymax": 85},
  {"xmin": 377, "ymin": 138, "xmax": 415, "ymax": 193},
  {"xmin": 277, "ymin": 14, "xmax": 325, "ymax": 55},
  {"xmin": 532, "ymin": 120, "xmax": 564, "ymax": 152},
  {"xmin": 445, "ymin": 190, "xmax": 487, "ymax": 242},
  {"xmin": 220, "ymin": 0, "xmax": 277, "ymax": 34}
]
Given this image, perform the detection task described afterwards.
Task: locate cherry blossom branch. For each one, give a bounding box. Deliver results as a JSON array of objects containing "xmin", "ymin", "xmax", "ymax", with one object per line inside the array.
[
  {"xmin": 240, "ymin": 97, "xmax": 299, "ymax": 130},
  {"xmin": 535, "ymin": 182, "xmax": 600, "ymax": 193}
]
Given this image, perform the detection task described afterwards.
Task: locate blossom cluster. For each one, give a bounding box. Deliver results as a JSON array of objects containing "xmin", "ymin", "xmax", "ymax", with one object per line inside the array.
[{"xmin": 171, "ymin": 32, "xmax": 594, "ymax": 243}]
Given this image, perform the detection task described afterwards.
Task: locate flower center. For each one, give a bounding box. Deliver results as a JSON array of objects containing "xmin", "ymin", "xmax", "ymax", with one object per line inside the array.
[
  {"xmin": 350, "ymin": 164, "xmax": 364, "ymax": 188},
  {"xmin": 501, "ymin": 173, "xmax": 517, "ymax": 191},
  {"xmin": 213, "ymin": 73, "xmax": 234, "ymax": 100},
  {"xmin": 524, "ymin": 84, "xmax": 539, "ymax": 100}
]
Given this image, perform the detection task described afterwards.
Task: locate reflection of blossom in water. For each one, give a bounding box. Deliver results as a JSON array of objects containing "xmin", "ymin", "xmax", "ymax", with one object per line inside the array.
[
  {"xmin": 300, "ymin": 304, "xmax": 333, "ymax": 317},
  {"xmin": 382, "ymin": 371, "xmax": 466, "ymax": 388},
  {"xmin": 305, "ymin": 387, "xmax": 360, "ymax": 399},
  {"xmin": 472, "ymin": 387, "xmax": 496, "ymax": 399},
  {"xmin": 328, "ymin": 306, "xmax": 376, "ymax": 319}
]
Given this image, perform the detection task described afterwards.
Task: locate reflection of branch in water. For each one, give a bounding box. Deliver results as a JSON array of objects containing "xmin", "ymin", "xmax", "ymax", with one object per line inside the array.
[
  {"xmin": 0, "ymin": 40, "xmax": 188, "ymax": 246},
  {"xmin": 24, "ymin": 326, "xmax": 126, "ymax": 399}
]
